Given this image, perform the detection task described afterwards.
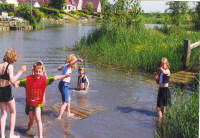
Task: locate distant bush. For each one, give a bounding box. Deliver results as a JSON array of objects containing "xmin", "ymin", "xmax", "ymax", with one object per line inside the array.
[
  {"xmin": 85, "ymin": 2, "xmax": 93, "ymax": 13},
  {"xmin": 33, "ymin": 8, "xmax": 44, "ymax": 23},
  {"xmin": 8, "ymin": 12, "xmax": 14, "ymax": 16},
  {"xmin": 66, "ymin": 12, "xmax": 75, "ymax": 18},
  {"xmin": 30, "ymin": 15, "xmax": 38, "ymax": 29},
  {"xmin": 0, "ymin": 3, "xmax": 14, "ymax": 13},
  {"xmin": 79, "ymin": 12, "xmax": 89, "ymax": 18},
  {"xmin": 39, "ymin": 7, "xmax": 61, "ymax": 19},
  {"xmin": 16, "ymin": 3, "xmax": 31, "ymax": 20},
  {"xmin": 70, "ymin": 10, "xmax": 80, "ymax": 15},
  {"xmin": 60, "ymin": 9, "xmax": 66, "ymax": 14}
]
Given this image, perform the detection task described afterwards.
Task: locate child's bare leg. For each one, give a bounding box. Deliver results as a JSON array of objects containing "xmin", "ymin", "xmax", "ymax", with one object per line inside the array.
[
  {"xmin": 35, "ymin": 107, "xmax": 43, "ymax": 138},
  {"xmin": 7, "ymin": 99, "xmax": 20, "ymax": 138},
  {"xmin": 27, "ymin": 111, "xmax": 34, "ymax": 131},
  {"xmin": 0, "ymin": 102, "xmax": 7, "ymax": 138},
  {"xmin": 156, "ymin": 107, "xmax": 163, "ymax": 127},
  {"xmin": 66, "ymin": 98, "xmax": 73, "ymax": 117},
  {"xmin": 57, "ymin": 102, "xmax": 68, "ymax": 120},
  {"xmin": 156, "ymin": 107, "xmax": 163, "ymax": 119},
  {"xmin": 161, "ymin": 106, "xmax": 166, "ymax": 115}
]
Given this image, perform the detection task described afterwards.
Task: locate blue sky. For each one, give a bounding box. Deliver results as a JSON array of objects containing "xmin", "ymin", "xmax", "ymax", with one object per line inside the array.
[{"xmin": 107, "ymin": 0, "xmax": 198, "ymax": 13}]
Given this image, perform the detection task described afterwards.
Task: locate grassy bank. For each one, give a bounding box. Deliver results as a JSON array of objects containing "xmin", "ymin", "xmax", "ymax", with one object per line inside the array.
[
  {"xmin": 75, "ymin": 26, "xmax": 200, "ymax": 72},
  {"xmin": 155, "ymin": 87, "xmax": 199, "ymax": 138}
]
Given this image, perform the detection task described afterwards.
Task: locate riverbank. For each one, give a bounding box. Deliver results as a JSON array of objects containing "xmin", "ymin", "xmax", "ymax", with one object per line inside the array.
[
  {"xmin": 0, "ymin": 17, "xmax": 97, "ymax": 32},
  {"xmin": 41, "ymin": 17, "xmax": 97, "ymax": 25},
  {"xmin": 75, "ymin": 26, "xmax": 200, "ymax": 73}
]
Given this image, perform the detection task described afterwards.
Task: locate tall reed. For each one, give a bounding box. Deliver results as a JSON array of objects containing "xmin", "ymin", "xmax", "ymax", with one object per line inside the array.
[
  {"xmin": 155, "ymin": 88, "xmax": 199, "ymax": 138},
  {"xmin": 75, "ymin": 26, "xmax": 200, "ymax": 72}
]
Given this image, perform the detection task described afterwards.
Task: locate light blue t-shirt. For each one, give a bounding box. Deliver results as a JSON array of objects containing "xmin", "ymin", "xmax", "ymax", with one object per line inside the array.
[{"xmin": 61, "ymin": 65, "xmax": 67, "ymax": 75}]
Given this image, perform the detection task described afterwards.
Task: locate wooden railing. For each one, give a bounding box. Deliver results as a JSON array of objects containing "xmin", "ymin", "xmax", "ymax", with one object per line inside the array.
[{"xmin": 183, "ymin": 40, "xmax": 200, "ymax": 70}]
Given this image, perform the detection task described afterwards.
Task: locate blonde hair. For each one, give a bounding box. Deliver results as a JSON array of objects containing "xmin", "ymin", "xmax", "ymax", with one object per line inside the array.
[
  {"xmin": 33, "ymin": 61, "xmax": 44, "ymax": 71},
  {"xmin": 65, "ymin": 54, "xmax": 77, "ymax": 69},
  {"xmin": 160, "ymin": 57, "xmax": 170, "ymax": 69},
  {"xmin": 3, "ymin": 49, "xmax": 18, "ymax": 64},
  {"xmin": 78, "ymin": 66, "xmax": 85, "ymax": 72}
]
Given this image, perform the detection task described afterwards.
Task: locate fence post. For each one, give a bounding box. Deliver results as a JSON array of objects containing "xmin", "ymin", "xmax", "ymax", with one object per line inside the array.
[{"xmin": 183, "ymin": 40, "xmax": 191, "ymax": 70}]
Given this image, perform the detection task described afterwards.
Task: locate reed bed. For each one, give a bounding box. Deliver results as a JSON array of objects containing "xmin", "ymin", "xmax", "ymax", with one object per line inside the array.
[
  {"xmin": 75, "ymin": 26, "xmax": 200, "ymax": 72},
  {"xmin": 155, "ymin": 88, "xmax": 199, "ymax": 138}
]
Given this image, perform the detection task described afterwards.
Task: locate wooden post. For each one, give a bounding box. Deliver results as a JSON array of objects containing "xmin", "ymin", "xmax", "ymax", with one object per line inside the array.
[{"xmin": 183, "ymin": 40, "xmax": 191, "ymax": 70}]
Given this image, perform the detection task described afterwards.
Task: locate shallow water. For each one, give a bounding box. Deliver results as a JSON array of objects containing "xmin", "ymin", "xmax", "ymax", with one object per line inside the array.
[{"xmin": 0, "ymin": 24, "xmax": 158, "ymax": 138}]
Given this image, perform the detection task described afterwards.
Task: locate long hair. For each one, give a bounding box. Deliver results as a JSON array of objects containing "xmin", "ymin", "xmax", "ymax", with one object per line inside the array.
[
  {"xmin": 65, "ymin": 54, "xmax": 77, "ymax": 69},
  {"xmin": 160, "ymin": 57, "xmax": 170, "ymax": 69}
]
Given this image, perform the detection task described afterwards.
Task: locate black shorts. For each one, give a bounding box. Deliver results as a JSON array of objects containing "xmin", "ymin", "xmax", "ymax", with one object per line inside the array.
[
  {"xmin": 0, "ymin": 85, "xmax": 13, "ymax": 102},
  {"xmin": 157, "ymin": 87, "xmax": 171, "ymax": 107},
  {"xmin": 25, "ymin": 103, "xmax": 43, "ymax": 115}
]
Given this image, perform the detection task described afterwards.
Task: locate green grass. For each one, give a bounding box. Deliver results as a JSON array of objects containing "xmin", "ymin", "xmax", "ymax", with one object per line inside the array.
[
  {"xmin": 143, "ymin": 13, "xmax": 166, "ymax": 24},
  {"xmin": 75, "ymin": 26, "xmax": 200, "ymax": 73},
  {"xmin": 155, "ymin": 87, "xmax": 199, "ymax": 138},
  {"xmin": 143, "ymin": 13, "xmax": 192, "ymax": 25}
]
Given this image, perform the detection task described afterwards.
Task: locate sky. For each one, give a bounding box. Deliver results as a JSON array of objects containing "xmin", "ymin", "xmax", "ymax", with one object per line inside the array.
[{"xmin": 108, "ymin": 0, "xmax": 198, "ymax": 13}]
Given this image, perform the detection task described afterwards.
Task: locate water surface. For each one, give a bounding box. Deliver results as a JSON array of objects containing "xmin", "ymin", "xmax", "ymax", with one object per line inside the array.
[{"xmin": 0, "ymin": 25, "xmax": 157, "ymax": 138}]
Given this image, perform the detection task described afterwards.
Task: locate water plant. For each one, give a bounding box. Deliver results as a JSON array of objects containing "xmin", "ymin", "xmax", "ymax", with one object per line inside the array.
[
  {"xmin": 75, "ymin": 26, "xmax": 200, "ymax": 73},
  {"xmin": 155, "ymin": 87, "xmax": 199, "ymax": 138}
]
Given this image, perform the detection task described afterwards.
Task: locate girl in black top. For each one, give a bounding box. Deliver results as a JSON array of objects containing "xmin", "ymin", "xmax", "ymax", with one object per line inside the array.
[
  {"xmin": 156, "ymin": 57, "xmax": 171, "ymax": 121},
  {"xmin": 0, "ymin": 49, "xmax": 26, "ymax": 138},
  {"xmin": 77, "ymin": 66, "xmax": 89, "ymax": 91}
]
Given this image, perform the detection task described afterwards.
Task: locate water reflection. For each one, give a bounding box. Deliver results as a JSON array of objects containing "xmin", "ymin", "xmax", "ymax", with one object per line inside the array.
[{"xmin": 76, "ymin": 92, "xmax": 88, "ymax": 107}]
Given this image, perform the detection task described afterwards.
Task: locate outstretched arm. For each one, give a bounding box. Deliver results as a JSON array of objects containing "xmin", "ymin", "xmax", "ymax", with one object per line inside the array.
[
  {"xmin": 13, "ymin": 78, "xmax": 26, "ymax": 88},
  {"xmin": 8, "ymin": 65, "xmax": 26, "ymax": 84},
  {"xmin": 57, "ymin": 64, "xmax": 65, "ymax": 71},
  {"xmin": 54, "ymin": 73, "xmax": 72, "ymax": 80},
  {"xmin": 67, "ymin": 58, "xmax": 83, "ymax": 68},
  {"xmin": 46, "ymin": 73, "xmax": 72, "ymax": 86}
]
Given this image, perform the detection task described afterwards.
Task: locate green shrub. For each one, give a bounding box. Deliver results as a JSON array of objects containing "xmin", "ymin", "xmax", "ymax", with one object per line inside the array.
[
  {"xmin": 30, "ymin": 15, "xmax": 38, "ymax": 29},
  {"xmin": 16, "ymin": 3, "xmax": 31, "ymax": 20},
  {"xmin": 85, "ymin": 2, "xmax": 93, "ymax": 13},
  {"xmin": 39, "ymin": 7, "xmax": 61, "ymax": 19},
  {"xmin": 66, "ymin": 12, "xmax": 75, "ymax": 17},
  {"xmin": 60, "ymin": 9, "xmax": 66, "ymax": 14},
  {"xmin": 33, "ymin": 8, "xmax": 44, "ymax": 23},
  {"xmin": 0, "ymin": 3, "xmax": 14, "ymax": 13},
  {"xmin": 79, "ymin": 12, "xmax": 89, "ymax": 18},
  {"xmin": 8, "ymin": 12, "xmax": 14, "ymax": 16}
]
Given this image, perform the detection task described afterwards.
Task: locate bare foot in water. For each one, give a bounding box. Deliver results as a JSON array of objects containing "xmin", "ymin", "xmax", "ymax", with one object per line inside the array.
[
  {"xmin": 67, "ymin": 113, "xmax": 74, "ymax": 117},
  {"xmin": 9, "ymin": 134, "xmax": 20, "ymax": 138},
  {"xmin": 56, "ymin": 117, "xmax": 61, "ymax": 120}
]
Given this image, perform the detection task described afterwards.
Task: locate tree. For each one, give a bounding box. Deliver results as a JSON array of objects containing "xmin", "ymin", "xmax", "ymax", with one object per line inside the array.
[
  {"xmin": 101, "ymin": 0, "xmax": 107, "ymax": 13},
  {"xmin": 49, "ymin": 0, "xmax": 65, "ymax": 10},
  {"xmin": 86, "ymin": 2, "xmax": 93, "ymax": 13},
  {"xmin": 192, "ymin": 2, "xmax": 200, "ymax": 30},
  {"xmin": 102, "ymin": 0, "xmax": 143, "ymax": 28},
  {"xmin": 16, "ymin": 3, "xmax": 31, "ymax": 20},
  {"xmin": 166, "ymin": 1, "xmax": 189, "ymax": 26}
]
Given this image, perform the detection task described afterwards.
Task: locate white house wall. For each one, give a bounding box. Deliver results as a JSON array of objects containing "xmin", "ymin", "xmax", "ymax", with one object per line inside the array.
[
  {"xmin": 5, "ymin": 0, "xmax": 18, "ymax": 6},
  {"xmin": 77, "ymin": 0, "xmax": 82, "ymax": 10},
  {"xmin": 34, "ymin": 2, "xmax": 40, "ymax": 7},
  {"xmin": 97, "ymin": 1, "xmax": 101, "ymax": 13}
]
